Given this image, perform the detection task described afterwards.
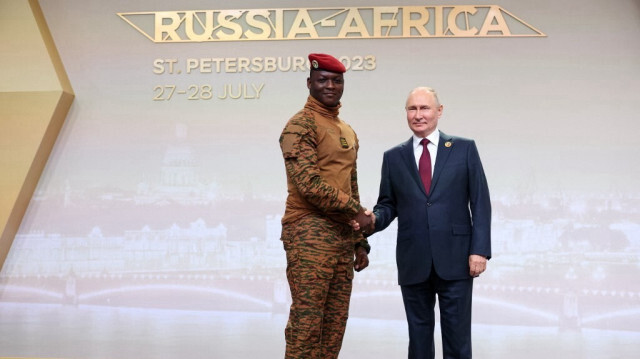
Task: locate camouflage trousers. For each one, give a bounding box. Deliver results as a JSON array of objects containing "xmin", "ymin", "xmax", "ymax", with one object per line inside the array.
[{"xmin": 282, "ymin": 215, "xmax": 356, "ymax": 359}]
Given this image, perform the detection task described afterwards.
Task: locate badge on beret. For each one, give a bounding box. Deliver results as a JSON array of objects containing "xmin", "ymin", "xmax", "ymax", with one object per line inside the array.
[
  {"xmin": 340, "ymin": 137, "xmax": 349, "ymax": 148},
  {"xmin": 445, "ymin": 141, "xmax": 452, "ymax": 147},
  {"xmin": 308, "ymin": 53, "xmax": 346, "ymax": 73}
]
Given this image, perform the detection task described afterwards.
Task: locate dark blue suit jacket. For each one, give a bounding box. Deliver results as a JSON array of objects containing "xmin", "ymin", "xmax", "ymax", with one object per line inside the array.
[{"xmin": 373, "ymin": 131, "xmax": 491, "ymax": 285}]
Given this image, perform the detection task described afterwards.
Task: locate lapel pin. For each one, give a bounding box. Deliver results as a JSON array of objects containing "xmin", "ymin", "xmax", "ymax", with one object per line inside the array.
[{"xmin": 445, "ymin": 141, "xmax": 452, "ymax": 147}]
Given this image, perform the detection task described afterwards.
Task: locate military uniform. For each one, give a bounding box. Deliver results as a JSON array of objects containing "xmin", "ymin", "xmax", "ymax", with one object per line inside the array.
[{"xmin": 280, "ymin": 94, "xmax": 367, "ymax": 359}]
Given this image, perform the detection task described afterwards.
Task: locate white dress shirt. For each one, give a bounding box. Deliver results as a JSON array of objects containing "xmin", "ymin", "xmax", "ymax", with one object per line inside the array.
[{"xmin": 412, "ymin": 129, "xmax": 439, "ymax": 177}]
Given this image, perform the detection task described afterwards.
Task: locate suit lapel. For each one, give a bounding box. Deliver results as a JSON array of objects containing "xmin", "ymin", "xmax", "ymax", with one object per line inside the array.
[
  {"xmin": 430, "ymin": 131, "xmax": 454, "ymax": 194},
  {"xmin": 399, "ymin": 137, "xmax": 426, "ymax": 195}
]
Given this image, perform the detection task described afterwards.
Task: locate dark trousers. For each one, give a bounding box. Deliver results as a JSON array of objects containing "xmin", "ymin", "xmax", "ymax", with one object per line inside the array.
[{"xmin": 400, "ymin": 269, "xmax": 474, "ymax": 359}]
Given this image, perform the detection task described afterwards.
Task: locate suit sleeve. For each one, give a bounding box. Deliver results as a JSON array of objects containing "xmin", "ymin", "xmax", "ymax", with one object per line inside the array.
[
  {"xmin": 467, "ymin": 140, "xmax": 492, "ymax": 259},
  {"xmin": 280, "ymin": 120, "xmax": 361, "ymax": 222},
  {"xmin": 372, "ymin": 151, "xmax": 398, "ymax": 233}
]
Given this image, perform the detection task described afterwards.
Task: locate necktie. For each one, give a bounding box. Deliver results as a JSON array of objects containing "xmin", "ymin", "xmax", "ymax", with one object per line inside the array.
[{"xmin": 419, "ymin": 138, "xmax": 432, "ymax": 194}]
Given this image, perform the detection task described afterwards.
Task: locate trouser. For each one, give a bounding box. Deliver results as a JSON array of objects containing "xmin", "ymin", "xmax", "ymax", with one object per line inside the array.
[
  {"xmin": 401, "ymin": 268, "xmax": 474, "ymax": 359},
  {"xmin": 282, "ymin": 215, "xmax": 355, "ymax": 359}
]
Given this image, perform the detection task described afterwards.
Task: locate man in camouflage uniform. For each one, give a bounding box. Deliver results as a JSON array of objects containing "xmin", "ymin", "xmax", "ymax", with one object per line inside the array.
[{"xmin": 279, "ymin": 53, "xmax": 373, "ymax": 359}]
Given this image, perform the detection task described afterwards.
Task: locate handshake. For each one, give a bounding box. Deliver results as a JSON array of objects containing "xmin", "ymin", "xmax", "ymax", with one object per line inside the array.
[{"xmin": 351, "ymin": 208, "xmax": 376, "ymax": 234}]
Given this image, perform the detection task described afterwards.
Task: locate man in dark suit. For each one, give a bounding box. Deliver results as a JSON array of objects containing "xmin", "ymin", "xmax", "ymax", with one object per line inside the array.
[{"xmin": 358, "ymin": 86, "xmax": 491, "ymax": 358}]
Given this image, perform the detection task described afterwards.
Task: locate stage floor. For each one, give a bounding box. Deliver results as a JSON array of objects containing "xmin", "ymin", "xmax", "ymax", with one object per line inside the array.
[{"xmin": 1, "ymin": 303, "xmax": 639, "ymax": 358}]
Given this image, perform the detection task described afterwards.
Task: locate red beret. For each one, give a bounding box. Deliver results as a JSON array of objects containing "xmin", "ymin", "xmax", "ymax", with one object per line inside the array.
[{"xmin": 308, "ymin": 53, "xmax": 346, "ymax": 73}]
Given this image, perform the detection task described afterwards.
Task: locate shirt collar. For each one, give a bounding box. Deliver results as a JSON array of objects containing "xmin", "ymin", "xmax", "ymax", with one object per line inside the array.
[
  {"xmin": 304, "ymin": 95, "xmax": 340, "ymax": 119},
  {"xmin": 413, "ymin": 129, "xmax": 440, "ymax": 149}
]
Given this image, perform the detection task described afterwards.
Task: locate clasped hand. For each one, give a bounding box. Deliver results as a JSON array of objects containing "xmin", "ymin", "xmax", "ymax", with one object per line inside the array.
[{"xmin": 350, "ymin": 208, "xmax": 376, "ymax": 234}]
